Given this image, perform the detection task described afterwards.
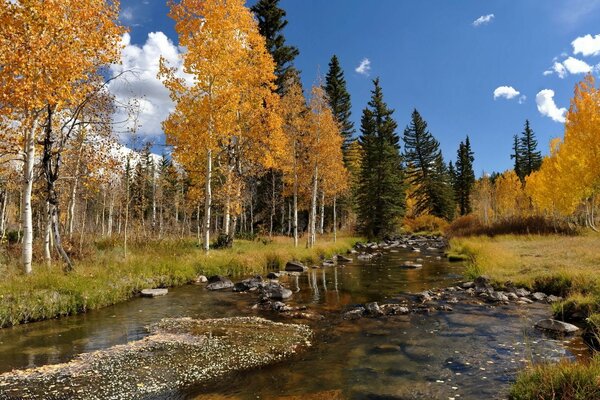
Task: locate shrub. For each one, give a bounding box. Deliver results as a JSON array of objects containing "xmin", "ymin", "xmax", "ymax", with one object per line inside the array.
[
  {"xmin": 403, "ymin": 214, "xmax": 449, "ymax": 234},
  {"xmin": 447, "ymin": 215, "xmax": 577, "ymax": 238}
]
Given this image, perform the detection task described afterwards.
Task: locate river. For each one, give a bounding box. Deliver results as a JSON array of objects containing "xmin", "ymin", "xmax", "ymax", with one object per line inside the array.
[{"xmin": 0, "ymin": 245, "xmax": 589, "ymax": 399}]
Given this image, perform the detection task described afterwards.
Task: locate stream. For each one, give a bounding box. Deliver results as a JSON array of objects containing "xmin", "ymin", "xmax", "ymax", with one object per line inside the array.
[{"xmin": 0, "ymin": 245, "xmax": 589, "ymax": 399}]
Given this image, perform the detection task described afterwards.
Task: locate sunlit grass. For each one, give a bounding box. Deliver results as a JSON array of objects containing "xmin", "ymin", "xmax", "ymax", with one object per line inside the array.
[{"xmin": 0, "ymin": 235, "xmax": 360, "ymax": 328}]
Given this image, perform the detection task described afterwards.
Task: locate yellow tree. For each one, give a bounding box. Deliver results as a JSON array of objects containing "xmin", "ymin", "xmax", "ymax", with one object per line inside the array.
[
  {"xmin": 494, "ymin": 170, "xmax": 529, "ymax": 220},
  {"xmin": 160, "ymin": 0, "xmax": 282, "ymax": 251},
  {"xmin": 305, "ymin": 84, "xmax": 344, "ymax": 248},
  {"xmin": 0, "ymin": 0, "xmax": 124, "ymax": 273}
]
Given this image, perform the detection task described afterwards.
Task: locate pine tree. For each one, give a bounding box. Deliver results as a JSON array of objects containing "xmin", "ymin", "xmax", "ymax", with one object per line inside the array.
[
  {"xmin": 454, "ymin": 136, "xmax": 475, "ymax": 215},
  {"xmin": 251, "ymin": 0, "xmax": 299, "ymax": 93},
  {"xmin": 511, "ymin": 134, "xmax": 523, "ymax": 180},
  {"xmin": 403, "ymin": 109, "xmax": 455, "ymax": 220},
  {"xmin": 325, "ymin": 55, "xmax": 354, "ymax": 153},
  {"xmin": 357, "ymin": 79, "xmax": 406, "ymax": 238},
  {"xmin": 518, "ymin": 120, "xmax": 542, "ymax": 178}
]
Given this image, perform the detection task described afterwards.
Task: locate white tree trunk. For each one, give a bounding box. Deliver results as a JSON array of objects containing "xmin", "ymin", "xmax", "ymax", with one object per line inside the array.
[
  {"xmin": 293, "ymin": 144, "xmax": 298, "ymax": 247},
  {"xmin": 333, "ymin": 195, "xmax": 337, "ymax": 243},
  {"xmin": 44, "ymin": 201, "xmax": 52, "ymax": 265},
  {"xmin": 319, "ymin": 190, "xmax": 325, "ymax": 235},
  {"xmin": 203, "ymin": 150, "xmax": 212, "ymax": 252},
  {"xmin": 21, "ymin": 126, "xmax": 36, "ymax": 274},
  {"xmin": 308, "ymin": 165, "xmax": 318, "ymax": 248}
]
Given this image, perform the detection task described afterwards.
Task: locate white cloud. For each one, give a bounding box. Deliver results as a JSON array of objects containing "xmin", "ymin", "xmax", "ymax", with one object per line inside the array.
[
  {"xmin": 493, "ymin": 86, "xmax": 520, "ymax": 100},
  {"xmin": 473, "ymin": 14, "xmax": 495, "ymax": 27},
  {"xmin": 536, "ymin": 89, "xmax": 567, "ymax": 123},
  {"xmin": 545, "ymin": 57, "xmax": 594, "ymax": 78},
  {"xmin": 355, "ymin": 58, "xmax": 371, "ymax": 76},
  {"xmin": 108, "ymin": 32, "xmax": 191, "ymax": 140},
  {"xmin": 518, "ymin": 95, "xmax": 527, "ymax": 104},
  {"xmin": 120, "ymin": 7, "xmax": 134, "ymax": 21},
  {"xmin": 572, "ymin": 34, "xmax": 600, "ymax": 56}
]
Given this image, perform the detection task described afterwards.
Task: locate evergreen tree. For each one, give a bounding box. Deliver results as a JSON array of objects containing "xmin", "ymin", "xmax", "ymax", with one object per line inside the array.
[
  {"xmin": 324, "ymin": 55, "xmax": 354, "ymax": 153},
  {"xmin": 454, "ymin": 136, "xmax": 475, "ymax": 215},
  {"xmin": 357, "ymin": 79, "xmax": 406, "ymax": 238},
  {"xmin": 403, "ymin": 109, "xmax": 455, "ymax": 220},
  {"xmin": 518, "ymin": 120, "xmax": 542, "ymax": 178},
  {"xmin": 511, "ymin": 134, "xmax": 522, "ymax": 180},
  {"xmin": 251, "ymin": 0, "xmax": 299, "ymax": 93}
]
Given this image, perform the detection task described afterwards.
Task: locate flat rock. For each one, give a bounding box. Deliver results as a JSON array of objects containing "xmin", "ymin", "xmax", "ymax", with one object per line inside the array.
[
  {"xmin": 400, "ymin": 262, "xmax": 423, "ymax": 269},
  {"xmin": 335, "ymin": 255, "xmax": 352, "ymax": 263},
  {"xmin": 365, "ymin": 302, "xmax": 384, "ymax": 317},
  {"xmin": 535, "ymin": 319, "xmax": 579, "ymax": 334},
  {"xmin": 260, "ymin": 282, "xmax": 293, "ymax": 300},
  {"xmin": 141, "ymin": 288, "xmax": 168, "ymax": 298},
  {"xmin": 531, "ymin": 292, "xmax": 547, "ymax": 301}
]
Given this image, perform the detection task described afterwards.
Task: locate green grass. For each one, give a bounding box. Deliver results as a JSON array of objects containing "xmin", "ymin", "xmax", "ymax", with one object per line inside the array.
[
  {"xmin": 0, "ymin": 235, "xmax": 359, "ymax": 328},
  {"xmin": 510, "ymin": 354, "xmax": 600, "ymax": 400}
]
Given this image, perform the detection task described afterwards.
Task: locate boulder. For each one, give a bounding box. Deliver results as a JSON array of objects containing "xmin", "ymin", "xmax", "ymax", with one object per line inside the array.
[
  {"xmin": 322, "ymin": 260, "xmax": 335, "ymax": 267},
  {"xmin": 343, "ymin": 307, "xmax": 365, "ymax": 319},
  {"xmin": 194, "ymin": 275, "xmax": 208, "ymax": 284},
  {"xmin": 489, "ymin": 291, "xmax": 509, "ymax": 302},
  {"xmin": 547, "ymin": 295, "xmax": 563, "ymax": 303},
  {"xmin": 206, "ymin": 276, "xmax": 234, "ymax": 291},
  {"xmin": 357, "ymin": 253, "xmax": 374, "ymax": 260},
  {"xmin": 381, "ymin": 304, "xmax": 410, "ymax": 315},
  {"xmin": 233, "ymin": 276, "xmax": 263, "ymax": 292},
  {"xmin": 417, "ymin": 291, "xmax": 433, "ymax": 302},
  {"xmin": 512, "ymin": 288, "xmax": 530, "ymax": 297},
  {"xmin": 474, "ymin": 275, "xmax": 492, "ymax": 288},
  {"xmin": 461, "ymin": 281, "xmax": 475, "ymax": 289},
  {"xmin": 400, "ymin": 262, "xmax": 422, "ymax": 269},
  {"xmin": 365, "ymin": 302, "xmax": 384, "ymax": 317},
  {"xmin": 285, "ymin": 260, "xmax": 308, "ymax": 272},
  {"xmin": 141, "ymin": 288, "xmax": 168, "ymax": 298},
  {"xmin": 535, "ymin": 319, "xmax": 579, "ymax": 334},
  {"xmin": 260, "ymin": 282, "xmax": 293, "ymax": 300},
  {"xmin": 531, "ymin": 292, "xmax": 547, "ymax": 302},
  {"xmin": 266, "ymin": 272, "xmax": 280, "ymax": 279}
]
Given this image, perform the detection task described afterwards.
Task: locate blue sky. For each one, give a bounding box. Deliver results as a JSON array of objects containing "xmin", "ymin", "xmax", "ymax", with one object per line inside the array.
[{"xmin": 113, "ymin": 0, "xmax": 600, "ymax": 174}]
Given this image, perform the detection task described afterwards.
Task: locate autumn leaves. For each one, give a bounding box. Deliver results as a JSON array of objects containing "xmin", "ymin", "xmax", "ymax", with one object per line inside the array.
[{"xmin": 160, "ymin": 0, "xmax": 347, "ymax": 251}]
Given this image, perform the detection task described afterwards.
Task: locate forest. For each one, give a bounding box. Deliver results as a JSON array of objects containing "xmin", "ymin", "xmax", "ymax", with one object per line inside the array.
[{"xmin": 0, "ymin": 0, "xmax": 599, "ymax": 399}]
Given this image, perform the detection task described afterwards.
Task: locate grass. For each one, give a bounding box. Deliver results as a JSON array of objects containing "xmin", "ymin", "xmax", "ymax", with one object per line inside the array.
[
  {"xmin": 451, "ymin": 233, "xmax": 600, "ymax": 399},
  {"xmin": 509, "ymin": 354, "xmax": 600, "ymax": 400},
  {"xmin": 0, "ymin": 235, "xmax": 360, "ymax": 328}
]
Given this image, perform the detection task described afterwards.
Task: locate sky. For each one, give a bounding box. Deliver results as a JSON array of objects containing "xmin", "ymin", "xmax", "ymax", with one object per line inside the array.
[{"xmin": 111, "ymin": 0, "xmax": 600, "ymax": 174}]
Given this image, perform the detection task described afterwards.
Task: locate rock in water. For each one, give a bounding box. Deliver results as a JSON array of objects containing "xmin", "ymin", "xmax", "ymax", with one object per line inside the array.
[
  {"xmin": 531, "ymin": 292, "xmax": 547, "ymax": 301},
  {"xmin": 285, "ymin": 260, "xmax": 307, "ymax": 272},
  {"xmin": 233, "ymin": 276, "xmax": 263, "ymax": 292},
  {"xmin": 399, "ymin": 262, "xmax": 422, "ymax": 269},
  {"xmin": 335, "ymin": 254, "xmax": 352, "ymax": 263},
  {"xmin": 535, "ymin": 319, "xmax": 579, "ymax": 334},
  {"xmin": 206, "ymin": 275, "xmax": 234, "ymax": 291},
  {"xmin": 260, "ymin": 282, "xmax": 293, "ymax": 300},
  {"xmin": 141, "ymin": 288, "xmax": 168, "ymax": 298},
  {"xmin": 365, "ymin": 302, "xmax": 384, "ymax": 317},
  {"xmin": 0, "ymin": 317, "xmax": 312, "ymax": 400}
]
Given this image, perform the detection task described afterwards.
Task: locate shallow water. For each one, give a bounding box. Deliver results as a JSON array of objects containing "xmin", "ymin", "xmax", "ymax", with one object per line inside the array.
[{"xmin": 0, "ymin": 246, "xmax": 589, "ymax": 399}]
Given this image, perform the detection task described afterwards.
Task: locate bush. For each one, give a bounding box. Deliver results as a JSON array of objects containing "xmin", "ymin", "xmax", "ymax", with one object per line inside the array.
[
  {"xmin": 447, "ymin": 215, "xmax": 577, "ymax": 238},
  {"xmin": 403, "ymin": 214, "xmax": 449, "ymax": 234}
]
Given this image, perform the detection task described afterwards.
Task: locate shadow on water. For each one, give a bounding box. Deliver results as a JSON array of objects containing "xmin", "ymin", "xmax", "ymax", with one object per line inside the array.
[{"xmin": 0, "ymin": 247, "xmax": 589, "ymax": 399}]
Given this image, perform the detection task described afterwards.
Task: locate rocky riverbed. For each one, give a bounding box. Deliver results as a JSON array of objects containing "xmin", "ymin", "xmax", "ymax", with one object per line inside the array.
[{"xmin": 0, "ymin": 317, "xmax": 312, "ymax": 400}]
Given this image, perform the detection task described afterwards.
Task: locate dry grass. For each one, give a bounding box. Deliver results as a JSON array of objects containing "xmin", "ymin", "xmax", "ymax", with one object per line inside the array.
[{"xmin": 0, "ymin": 235, "xmax": 360, "ymax": 328}]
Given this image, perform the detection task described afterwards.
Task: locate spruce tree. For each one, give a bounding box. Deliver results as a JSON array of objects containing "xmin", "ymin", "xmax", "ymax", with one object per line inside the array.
[
  {"xmin": 403, "ymin": 109, "xmax": 455, "ymax": 220},
  {"xmin": 357, "ymin": 79, "xmax": 406, "ymax": 238},
  {"xmin": 511, "ymin": 134, "xmax": 523, "ymax": 180},
  {"xmin": 518, "ymin": 120, "xmax": 542, "ymax": 178},
  {"xmin": 251, "ymin": 0, "xmax": 299, "ymax": 93},
  {"xmin": 454, "ymin": 136, "xmax": 475, "ymax": 215},
  {"xmin": 325, "ymin": 55, "xmax": 354, "ymax": 153}
]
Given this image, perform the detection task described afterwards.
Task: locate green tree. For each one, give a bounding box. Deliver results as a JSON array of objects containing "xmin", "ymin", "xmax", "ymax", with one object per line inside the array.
[
  {"xmin": 325, "ymin": 55, "xmax": 354, "ymax": 154},
  {"xmin": 251, "ymin": 0, "xmax": 299, "ymax": 93},
  {"xmin": 357, "ymin": 79, "xmax": 406, "ymax": 238},
  {"xmin": 518, "ymin": 120, "xmax": 542, "ymax": 179},
  {"xmin": 403, "ymin": 109, "xmax": 455, "ymax": 220},
  {"xmin": 511, "ymin": 134, "xmax": 523, "ymax": 181},
  {"xmin": 454, "ymin": 136, "xmax": 475, "ymax": 215}
]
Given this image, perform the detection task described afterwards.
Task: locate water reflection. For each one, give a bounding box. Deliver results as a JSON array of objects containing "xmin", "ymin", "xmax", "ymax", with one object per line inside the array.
[{"xmin": 0, "ymin": 247, "xmax": 586, "ymax": 400}]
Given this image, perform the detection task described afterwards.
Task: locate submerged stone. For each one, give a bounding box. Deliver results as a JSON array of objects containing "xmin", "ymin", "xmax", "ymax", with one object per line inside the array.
[
  {"xmin": 285, "ymin": 260, "xmax": 307, "ymax": 272},
  {"xmin": 141, "ymin": 288, "xmax": 168, "ymax": 298},
  {"xmin": 535, "ymin": 319, "xmax": 579, "ymax": 334},
  {"xmin": 206, "ymin": 275, "xmax": 234, "ymax": 291}
]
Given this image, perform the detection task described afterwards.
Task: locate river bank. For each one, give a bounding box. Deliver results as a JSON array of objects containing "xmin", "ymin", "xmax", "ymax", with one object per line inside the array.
[
  {"xmin": 450, "ymin": 233, "xmax": 600, "ymax": 399},
  {"xmin": 0, "ymin": 236, "xmax": 359, "ymax": 328}
]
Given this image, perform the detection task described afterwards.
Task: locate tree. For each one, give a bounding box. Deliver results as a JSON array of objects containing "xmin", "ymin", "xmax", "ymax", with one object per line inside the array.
[
  {"xmin": 251, "ymin": 0, "xmax": 299, "ymax": 94},
  {"xmin": 518, "ymin": 120, "xmax": 542, "ymax": 180},
  {"xmin": 325, "ymin": 55, "xmax": 355, "ymax": 153},
  {"xmin": 403, "ymin": 109, "xmax": 455, "ymax": 220},
  {"xmin": 0, "ymin": 0, "xmax": 123, "ymax": 273},
  {"xmin": 356, "ymin": 79, "xmax": 406, "ymax": 238},
  {"xmin": 161, "ymin": 0, "xmax": 282, "ymax": 252},
  {"xmin": 454, "ymin": 136, "xmax": 475, "ymax": 215},
  {"xmin": 511, "ymin": 134, "xmax": 523, "ymax": 181}
]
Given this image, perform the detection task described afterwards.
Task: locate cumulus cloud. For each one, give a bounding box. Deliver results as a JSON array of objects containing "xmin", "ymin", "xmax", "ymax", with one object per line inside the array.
[
  {"xmin": 355, "ymin": 58, "xmax": 371, "ymax": 76},
  {"xmin": 544, "ymin": 57, "xmax": 594, "ymax": 78},
  {"xmin": 473, "ymin": 14, "xmax": 495, "ymax": 27},
  {"xmin": 493, "ymin": 86, "xmax": 521, "ymax": 100},
  {"xmin": 572, "ymin": 34, "xmax": 600, "ymax": 56},
  {"xmin": 108, "ymin": 32, "xmax": 191, "ymax": 140},
  {"xmin": 536, "ymin": 89, "xmax": 567, "ymax": 123}
]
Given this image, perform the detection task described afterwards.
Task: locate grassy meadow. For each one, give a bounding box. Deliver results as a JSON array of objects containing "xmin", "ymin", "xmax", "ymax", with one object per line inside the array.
[{"xmin": 0, "ymin": 235, "xmax": 359, "ymax": 328}]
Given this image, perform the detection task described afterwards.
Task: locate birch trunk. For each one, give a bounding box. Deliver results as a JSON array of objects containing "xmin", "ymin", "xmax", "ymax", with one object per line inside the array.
[
  {"xmin": 203, "ymin": 149, "xmax": 212, "ymax": 252},
  {"xmin": 333, "ymin": 195, "xmax": 337, "ymax": 243},
  {"xmin": 21, "ymin": 124, "xmax": 36, "ymax": 274},
  {"xmin": 308, "ymin": 165, "xmax": 318, "ymax": 248},
  {"xmin": 319, "ymin": 190, "xmax": 325, "ymax": 235},
  {"xmin": 44, "ymin": 201, "xmax": 52, "ymax": 265}
]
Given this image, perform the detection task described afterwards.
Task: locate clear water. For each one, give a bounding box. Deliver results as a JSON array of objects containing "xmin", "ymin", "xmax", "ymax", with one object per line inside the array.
[{"xmin": 0, "ymin": 247, "xmax": 588, "ymax": 399}]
